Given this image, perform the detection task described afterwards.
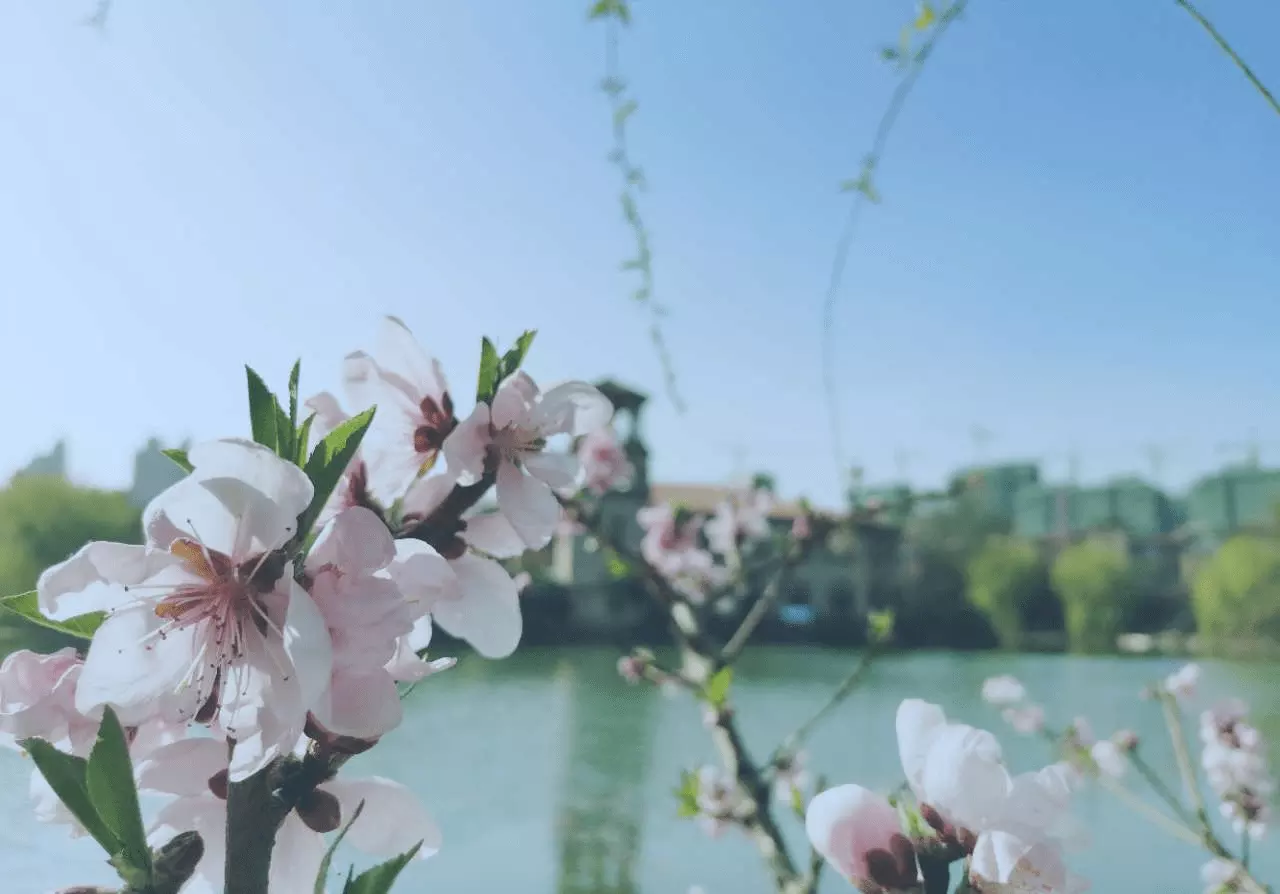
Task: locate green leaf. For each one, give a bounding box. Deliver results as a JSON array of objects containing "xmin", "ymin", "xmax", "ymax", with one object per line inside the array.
[
  {"xmin": 880, "ymin": 45, "xmax": 902, "ymax": 63},
  {"xmin": 673, "ymin": 769, "xmax": 700, "ymax": 818},
  {"xmin": 161, "ymin": 448, "xmax": 193, "ymax": 473},
  {"xmin": 274, "ymin": 397, "xmax": 294, "ymax": 462},
  {"xmin": 245, "ymin": 366, "xmax": 279, "ymax": 451},
  {"xmin": 914, "ymin": 2, "xmax": 936, "ymax": 30},
  {"xmin": 288, "ymin": 360, "xmax": 301, "ymax": 432},
  {"xmin": 704, "ymin": 666, "xmax": 733, "ymax": 708},
  {"xmin": 587, "ymin": 0, "xmax": 630, "ymax": 23},
  {"xmin": 342, "ymin": 841, "xmax": 424, "ymax": 894},
  {"xmin": 476, "ymin": 337, "xmax": 502, "ymax": 404},
  {"xmin": 498, "ymin": 330, "xmax": 537, "ymax": 380},
  {"xmin": 298, "ymin": 407, "xmax": 376, "ymax": 538},
  {"xmin": 789, "ymin": 784, "xmax": 805, "ymax": 818},
  {"xmin": 613, "ymin": 98, "xmax": 638, "ymax": 126},
  {"xmin": 868, "ymin": 609, "xmax": 896, "ymax": 645},
  {"xmin": 0, "ymin": 591, "xmax": 103, "ymax": 640},
  {"xmin": 316, "ymin": 799, "xmax": 366, "ymax": 894},
  {"xmin": 86, "ymin": 707, "xmax": 152, "ymax": 880},
  {"xmin": 295, "ymin": 413, "xmax": 316, "ymax": 466},
  {"xmin": 605, "ymin": 551, "xmax": 632, "ymax": 580},
  {"xmin": 22, "ymin": 737, "xmax": 120, "ymax": 859}
]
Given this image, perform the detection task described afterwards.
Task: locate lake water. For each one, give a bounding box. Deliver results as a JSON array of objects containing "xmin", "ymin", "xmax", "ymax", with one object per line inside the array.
[{"xmin": 3, "ymin": 648, "xmax": 1278, "ymax": 893}]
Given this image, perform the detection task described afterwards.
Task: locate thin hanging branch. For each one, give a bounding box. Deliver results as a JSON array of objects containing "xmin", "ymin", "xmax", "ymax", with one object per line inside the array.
[
  {"xmin": 589, "ymin": 1, "xmax": 687, "ymax": 413},
  {"xmin": 819, "ymin": 1, "xmax": 967, "ymax": 481},
  {"xmin": 1175, "ymin": 0, "xmax": 1280, "ymax": 118}
]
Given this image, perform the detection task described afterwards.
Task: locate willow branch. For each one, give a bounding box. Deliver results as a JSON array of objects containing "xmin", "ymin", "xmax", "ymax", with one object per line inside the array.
[
  {"xmin": 820, "ymin": 2, "xmax": 966, "ymax": 476},
  {"xmin": 1175, "ymin": 0, "xmax": 1280, "ymax": 117}
]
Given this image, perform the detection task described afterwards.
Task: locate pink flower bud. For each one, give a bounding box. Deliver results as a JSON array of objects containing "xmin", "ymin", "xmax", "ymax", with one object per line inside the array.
[
  {"xmin": 806, "ymin": 784, "xmax": 918, "ymax": 893},
  {"xmin": 617, "ymin": 656, "xmax": 644, "ymax": 684}
]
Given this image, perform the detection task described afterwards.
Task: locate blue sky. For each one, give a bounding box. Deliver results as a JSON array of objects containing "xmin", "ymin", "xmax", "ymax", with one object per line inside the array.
[{"xmin": 1, "ymin": 0, "xmax": 1277, "ymax": 508}]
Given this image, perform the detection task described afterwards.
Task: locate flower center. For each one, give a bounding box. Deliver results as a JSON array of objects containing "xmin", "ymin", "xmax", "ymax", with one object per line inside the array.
[{"xmin": 413, "ymin": 392, "xmax": 456, "ymax": 457}]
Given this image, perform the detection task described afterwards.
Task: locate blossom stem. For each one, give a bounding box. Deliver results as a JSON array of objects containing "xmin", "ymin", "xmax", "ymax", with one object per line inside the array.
[
  {"xmin": 1094, "ymin": 773, "xmax": 1202, "ymax": 846},
  {"xmin": 1129, "ymin": 746, "xmax": 1199, "ymax": 828},
  {"xmin": 1159, "ymin": 693, "xmax": 1211, "ymax": 831},
  {"xmin": 770, "ymin": 646, "xmax": 878, "ymax": 763},
  {"xmin": 225, "ymin": 765, "xmax": 291, "ymax": 894},
  {"xmin": 720, "ymin": 539, "xmax": 807, "ymax": 664}
]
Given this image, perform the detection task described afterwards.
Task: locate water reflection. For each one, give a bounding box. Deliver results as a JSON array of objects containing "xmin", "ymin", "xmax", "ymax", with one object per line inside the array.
[{"xmin": 555, "ymin": 654, "xmax": 656, "ymax": 894}]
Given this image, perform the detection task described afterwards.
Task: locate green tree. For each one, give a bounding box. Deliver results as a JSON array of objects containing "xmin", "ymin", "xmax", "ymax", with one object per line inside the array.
[
  {"xmin": 967, "ymin": 536, "xmax": 1046, "ymax": 649},
  {"xmin": 1191, "ymin": 534, "xmax": 1280, "ymax": 646},
  {"xmin": 0, "ymin": 475, "xmax": 142, "ymax": 651},
  {"xmin": 1050, "ymin": 538, "xmax": 1134, "ymax": 653}
]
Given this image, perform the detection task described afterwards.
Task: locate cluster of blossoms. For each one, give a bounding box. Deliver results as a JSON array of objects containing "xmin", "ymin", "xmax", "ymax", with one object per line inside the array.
[
  {"xmin": 980, "ymin": 675, "xmax": 1134, "ymax": 781},
  {"xmin": 635, "ymin": 485, "xmax": 776, "ymax": 606},
  {"xmin": 807, "ymin": 699, "xmax": 1088, "ymax": 894},
  {"xmin": 0, "ymin": 316, "xmax": 614, "ymax": 893},
  {"xmin": 692, "ymin": 765, "xmax": 745, "ymax": 838},
  {"xmin": 1199, "ymin": 698, "xmax": 1273, "ymax": 841}
]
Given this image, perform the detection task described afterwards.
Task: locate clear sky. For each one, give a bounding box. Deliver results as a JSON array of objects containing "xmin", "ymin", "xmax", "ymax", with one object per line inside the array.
[{"xmin": 1, "ymin": 0, "xmax": 1277, "ymax": 508}]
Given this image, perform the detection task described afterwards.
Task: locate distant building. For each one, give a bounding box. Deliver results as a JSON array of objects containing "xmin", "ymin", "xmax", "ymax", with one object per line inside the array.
[
  {"xmin": 128, "ymin": 438, "xmax": 190, "ymax": 508},
  {"xmin": 1184, "ymin": 464, "xmax": 1280, "ymax": 547},
  {"xmin": 549, "ymin": 380, "xmax": 900, "ymax": 642}
]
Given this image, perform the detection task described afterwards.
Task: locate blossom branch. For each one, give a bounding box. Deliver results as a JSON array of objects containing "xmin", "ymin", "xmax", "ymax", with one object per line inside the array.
[
  {"xmin": 770, "ymin": 644, "xmax": 878, "ymax": 765},
  {"xmin": 719, "ymin": 538, "xmax": 804, "ymax": 664}
]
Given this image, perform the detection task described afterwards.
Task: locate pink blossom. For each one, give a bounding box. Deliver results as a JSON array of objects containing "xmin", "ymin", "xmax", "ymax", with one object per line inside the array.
[
  {"xmin": 1002, "ymin": 705, "xmax": 1046, "ymax": 736},
  {"xmin": 0, "ymin": 648, "xmax": 95, "ymax": 750},
  {"xmin": 340, "ymin": 316, "xmax": 458, "ymax": 503},
  {"xmin": 636, "ymin": 505, "xmax": 726, "ymax": 603},
  {"xmin": 140, "ymin": 737, "xmax": 440, "ymax": 894},
  {"xmin": 982, "ymin": 675, "xmax": 1027, "ymax": 707},
  {"xmin": 694, "ymin": 765, "xmax": 741, "ymax": 837},
  {"xmin": 303, "ymin": 506, "xmax": 416, "ymax": 742},
  {"xmin": 704, "ymin": 488, "xmax": 773, "ymax": 555},
  {"xmin": 773, "ymin": 750, "xmax": 812, "ymax": 803},
  {"xmin": 576, "ymin": 425, "xmax": 633, "ymax": 495},
  {"xmin": 1199, "ymin": 698, "xmax": 1272, "ymax": 839},
  {"xmin": 805, "ymin": 783, "xmax": 918, "ymax": 892},
  {"xmin": 36, "ymin": 439, "xmax": 334, "ymax": 781},
  {"xmin": 394, "ymin": 475, "xmax": 525, "ymax": 659},
  {"xmin": 617, "ymin": 656, "xmax": 644, "ymax": 684},
  {"xmin": 1163, "ymin": 663, "xmax": 1200, "ymax": 701},
  {"xmin": 301, "ymin": 386, "xmax": 377, "ymax": 529},
  {"xmin": 445, "ymin": 371, "xmax": 613, "ymax": 549},
  {"xmin": 790, "ymin": 514, "xmax": 812, "ymax": 541}
]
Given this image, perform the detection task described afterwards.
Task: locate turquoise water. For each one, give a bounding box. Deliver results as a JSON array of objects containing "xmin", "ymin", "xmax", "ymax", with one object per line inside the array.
[{"xmin": 3, "ymin": 648, "xmax": 1277, "ymax": 893}]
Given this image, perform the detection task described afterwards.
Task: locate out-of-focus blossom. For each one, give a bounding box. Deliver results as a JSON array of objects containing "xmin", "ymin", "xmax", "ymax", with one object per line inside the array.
[
  {"xmin": 694, "ymin": 765, "xmax": 742, "ymax": 838},
  {"xmin": 704, "ymin": 488, "xmax": 773, "ymax": 556},
  {"xmin": 1164, "ymin": 663, "xmax": 1201, "ymax": 701},
  {"xmin": 636, "ymin": 505, "xmax": 728, "ymax": 604},
  {"xmin": 617, "ymin": 656, "xmax": 644, "ymax": 684},
  {"xmin": 982, "ymin": 676, "xmax": 1027, "ymax": 707},
  {"xmin": 1200, "ymin": 698, "xmax": 1272, "ymax": 840},
  {"xmin": 576, "ymin": 425, "xmax": 633, "ymax": 495},
  {"xmin": 773, "ymin": 750, "xmax": 812, "ymax": 803},
  {"xmin": 1201, "ymin": 858, "xmax": 1248, "ymax": 894},
  {"xmin": 1089, "ymin": 740, "xmax": 1128, "ymax": 780},
  {"xmin": 1002, "ymin": 705, "xmax": 1046, "ymax": 736}
]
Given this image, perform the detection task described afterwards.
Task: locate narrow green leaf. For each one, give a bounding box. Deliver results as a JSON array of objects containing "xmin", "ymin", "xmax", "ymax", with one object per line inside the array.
[
  {"xmin": 498, "ymin": 330, "xmax": 537, "ymax": 380},
  {"xmin": 288, "ymin": 360, "xmax": 301, "ymax": 432},
  {"xmin": 298, "ymin": 407, "xmax": 376, "ymax": 537},
  {"xmin": 704, "ymin": 666, "xmax": 733, "ymax": 708},
  {"xmin": 86, "ymin": 707, "xmax": 152, "ymax": 880},
  {"xmin": 476, "ymin": 337, "xmax": 502, "ymax": 404},
  {"xmin": 790, "ymin": 784, "xmax": 805, "ymax": 818},
  {"xmin": 22, "ymin": 738, "xmax": 120, "ymax": 858},
  {"xmin": 160, "ymin": 448, "xmax": 193, "ymax": 473},
  {"xmin": 0, "ymin": 591, "xmax": 103, "ymax": 640},
  {"xmin": 342, "ymin": 841, "xmax": 423, "ymax": 894},
  {"xmin": 245, "ymin": 366, "xmax": 279, "ymax": 451},
  {"xmin": 295, "ymin": 413, "xmax": 317, "ymax": 467},
  {"xmin": 613, "ymin": 98, "xmax": 638, "ymax": 126},
  {"xmin": 274, "ymin": 398, "xmax": 294, "ymax": 461},
  {"xmin": 315, "ymin": 800, "xmax": 366, "ymax": 894}
]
